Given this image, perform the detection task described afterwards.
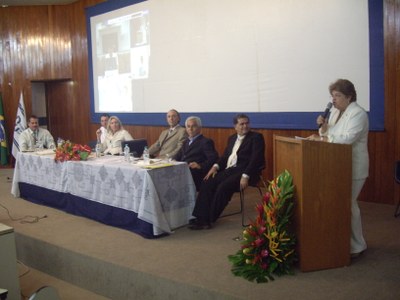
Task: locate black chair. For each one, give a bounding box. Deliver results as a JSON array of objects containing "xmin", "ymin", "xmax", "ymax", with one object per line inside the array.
[
  {"xmin": 0, "ymin": 288, "xmax": 8, "ymax": 300},
  {"xmin": 222, "ymin": 174, "xmax": 267, "ymax": 227},
  {"xmin": 395, "ymin": 161, "xmax": 400, "ymax": 218},
  {"xmin": 87, "ymin": 140, "xmax": 98, "ymax": 150}
]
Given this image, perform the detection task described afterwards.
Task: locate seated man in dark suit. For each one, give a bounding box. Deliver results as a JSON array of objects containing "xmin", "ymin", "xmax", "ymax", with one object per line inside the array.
[
  {"xmin": 175, "ymin": 116, "xmax": 219, "ymax": 191},
  {"xmin": 189, "ymin": 113, "xmax": 265, "ymax": 230}
]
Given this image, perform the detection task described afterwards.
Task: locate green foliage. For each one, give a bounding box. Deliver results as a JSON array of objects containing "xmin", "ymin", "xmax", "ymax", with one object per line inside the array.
[{"xmin": 228, "ymin": 170, "xmax": 297, "ymax": 283}]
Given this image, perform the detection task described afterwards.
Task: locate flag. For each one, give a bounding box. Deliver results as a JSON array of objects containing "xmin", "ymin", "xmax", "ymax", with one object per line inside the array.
[
  {"xmin": 12, "ymin": 92, "xmax": 27, "ymax": 158},
  {"xmin": 0, "ymin": 93, "xmax": 9, "ymax": 165}
]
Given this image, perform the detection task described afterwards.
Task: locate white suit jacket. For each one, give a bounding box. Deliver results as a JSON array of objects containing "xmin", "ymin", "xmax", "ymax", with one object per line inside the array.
[
  {"xmin": 320, "ymin": 102, "xmax": 369, "ymax": 180},
  {"xmin": 101, "ymin": 129, "xmax": 134, "ymax": 155}
]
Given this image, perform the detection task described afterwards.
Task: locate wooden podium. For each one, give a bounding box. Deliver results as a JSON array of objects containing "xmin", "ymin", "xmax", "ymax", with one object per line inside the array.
[{"xmin": 273, "ymin": 135, "xmax": 352, "ymax": 272}]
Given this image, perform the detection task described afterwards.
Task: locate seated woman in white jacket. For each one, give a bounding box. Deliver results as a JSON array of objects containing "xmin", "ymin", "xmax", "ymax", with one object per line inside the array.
[{"xmin": 96, "ymin": 116, "xmax": 133, "ymax": 155}]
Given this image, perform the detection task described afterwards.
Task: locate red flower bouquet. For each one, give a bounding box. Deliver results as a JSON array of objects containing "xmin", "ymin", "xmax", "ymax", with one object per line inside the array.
[
  {"xmin": 54, "ymin": 140, "xmax": 91, "ymax": 162},
  {"xmin": 228, "ymin": 170, "xmax": 297, "ymax": 283}
]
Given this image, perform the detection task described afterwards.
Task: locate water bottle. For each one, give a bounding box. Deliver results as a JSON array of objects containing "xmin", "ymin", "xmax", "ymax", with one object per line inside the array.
[
  {"xmin": 95, "ymin": 143, "xmax": 101, "ymax": 158},
  {"xmin": 57, "ymin": 137, "xmax": 64, "ymax": 148},
  {"xmin": 143, "ymin": 146, "xmax": 150, "ymax": 164},
  {"xmin": 124, "ymin": 144, "xmax": 130, "ymax": 162}
]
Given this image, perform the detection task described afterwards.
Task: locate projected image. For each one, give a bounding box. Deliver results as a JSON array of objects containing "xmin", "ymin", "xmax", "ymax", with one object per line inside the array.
[
  {"xmin": 88, "ymin": 0, "xmax": 383, "ymax": 129},
  {"xmin": 93, "ymin": 9, "xmax": 150, "ymax": 112}
]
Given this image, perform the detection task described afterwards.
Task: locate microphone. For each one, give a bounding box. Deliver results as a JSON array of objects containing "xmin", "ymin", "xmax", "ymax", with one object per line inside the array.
[{"xmin": 319, "ymin": 102, "xmax": 333, "ymax": 128}]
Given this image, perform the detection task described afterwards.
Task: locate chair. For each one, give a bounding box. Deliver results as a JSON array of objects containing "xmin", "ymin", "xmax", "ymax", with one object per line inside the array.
[
  {"xmin": 28, "ymin": 286, "xmax": 60, "ymax": 300},
  {"xmin": 222, "ymin": 174, "xmax": 267, "ymax": 227},
  {"xmin": 87, "ymin": 140, "xmax": 98, "ymax": 150},
  {"xmin": 0, "ymin": 288, "xmax": 8, "ymax": 300},
  {"xmin": 395, "ymin": 161, "xmax": 400, "ymax": 218}
]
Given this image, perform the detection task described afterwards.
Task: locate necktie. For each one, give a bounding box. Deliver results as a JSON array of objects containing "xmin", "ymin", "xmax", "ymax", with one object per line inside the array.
[{"xmin": 33, "ymin": 130, "xmax": 38, "ymax": 142}]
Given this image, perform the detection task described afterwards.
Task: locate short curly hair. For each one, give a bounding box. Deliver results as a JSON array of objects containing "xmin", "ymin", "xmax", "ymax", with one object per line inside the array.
[{"xmin": 329, "ymin": 79, "xmax": 357, "ymax": 102}]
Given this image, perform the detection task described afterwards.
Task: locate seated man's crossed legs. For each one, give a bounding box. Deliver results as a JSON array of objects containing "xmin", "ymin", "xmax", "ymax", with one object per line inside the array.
[{"xmin": 189, "ymin": 168, "xmax": 242, "ymax": 230}]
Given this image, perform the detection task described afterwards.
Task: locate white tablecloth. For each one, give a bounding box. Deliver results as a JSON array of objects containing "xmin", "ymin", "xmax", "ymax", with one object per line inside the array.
[{"xmin": 11, "ymin": 152, "xmax": 196, "ymax": 235}]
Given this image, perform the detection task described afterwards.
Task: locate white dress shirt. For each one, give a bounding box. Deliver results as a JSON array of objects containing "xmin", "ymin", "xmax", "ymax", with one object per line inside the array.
[
  {"xmin": 19, "ymin": 128, "xmax": 55, "ymax": 151},
  {"xmin": 99, "ymin": 126, "xmax": 107, "ymax": 143},
  {"xmin": 226, "ymin": 135, "xmax": 245, "ymax": 168}
]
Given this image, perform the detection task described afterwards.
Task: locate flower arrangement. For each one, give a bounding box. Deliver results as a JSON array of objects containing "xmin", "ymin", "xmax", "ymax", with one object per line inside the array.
[
  {"xmin": 54, "ymin": 140, "xmax": 91, "ymax": 162},
  {"xmin": 228, "ymin": 170, "xmax": 297, "ymax": 283}
]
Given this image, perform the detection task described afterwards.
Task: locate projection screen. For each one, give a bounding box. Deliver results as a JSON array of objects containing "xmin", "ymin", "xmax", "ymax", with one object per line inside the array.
[{"xmin": 87, "ymin": 0, "xmax": 384, "ymax": 130}]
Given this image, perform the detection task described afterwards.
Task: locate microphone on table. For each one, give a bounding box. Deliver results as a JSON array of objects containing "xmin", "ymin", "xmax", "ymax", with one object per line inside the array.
[{"xmin": 319, "ymin": 102, "xmax": 333, "ymax": 128}]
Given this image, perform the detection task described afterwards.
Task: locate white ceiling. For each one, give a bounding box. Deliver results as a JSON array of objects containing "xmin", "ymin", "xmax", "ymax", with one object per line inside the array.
[{"xmin": 0, "ymin": 0, "xmax": 78, "ymax": 6}]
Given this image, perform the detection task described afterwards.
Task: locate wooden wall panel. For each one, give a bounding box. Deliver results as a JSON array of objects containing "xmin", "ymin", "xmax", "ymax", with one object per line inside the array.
[
  {"xmin": 46, "ymin": 80, "xmax": 75, "ymax": 141},
  {"xmin": 0, "ymin": 4, "xmax": 74, "ymax": 152},
  {"xmin": 1, "ymin": 0, "xmax": 400, "ymax": 206},
  {"xmin": 385, "ymin": 0, "xmax": 400, "ymax": 208},
  {"xmin": 0, "ymin": 6, "xmax": 53, "ymax": 138},
  {"xmin": 47, "ymin": 6, "xmax": 73, "ymax": 79}
]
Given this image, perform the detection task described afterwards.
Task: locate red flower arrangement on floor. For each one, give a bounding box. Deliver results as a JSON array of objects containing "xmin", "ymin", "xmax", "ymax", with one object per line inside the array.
[
  {"xmin": 54, "ymin": 140, "xmax": 91, "ymax": 162},
  {"xmin": 228, "ymin": 170, "xmax": 297, "ymax": 283}
]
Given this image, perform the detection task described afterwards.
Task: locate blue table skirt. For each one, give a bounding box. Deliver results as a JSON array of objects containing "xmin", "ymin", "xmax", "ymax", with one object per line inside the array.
[{"xmin": 19, "ymin": 182, "xmax": 166, "ymax": 239}]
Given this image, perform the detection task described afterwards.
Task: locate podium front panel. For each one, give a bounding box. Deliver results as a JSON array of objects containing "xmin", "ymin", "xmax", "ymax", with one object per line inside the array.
[{"xmin": 273, "ymin": 135, "xmax": 351, "ymax": 272}]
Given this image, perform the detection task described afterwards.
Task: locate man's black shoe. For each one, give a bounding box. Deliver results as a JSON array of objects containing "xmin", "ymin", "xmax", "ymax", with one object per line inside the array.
[
  {"xmin": 188, "ymin": 218, "xmax": 197, "ymax": 225},
  {"xmin": 188, "ymin": 219, "xmax": 212, "ymax": 230}
]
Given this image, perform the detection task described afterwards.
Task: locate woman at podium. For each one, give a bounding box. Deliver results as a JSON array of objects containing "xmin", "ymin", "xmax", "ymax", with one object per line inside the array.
[{"xmin": 309, "ymin": 79, "xmax": 368, "ymax": 259}]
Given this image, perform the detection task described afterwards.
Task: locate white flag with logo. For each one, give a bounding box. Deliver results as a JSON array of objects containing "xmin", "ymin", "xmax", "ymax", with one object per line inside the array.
[{"xmin": 12, "ymin": 92, "xmax": 27, "ymax": 158}]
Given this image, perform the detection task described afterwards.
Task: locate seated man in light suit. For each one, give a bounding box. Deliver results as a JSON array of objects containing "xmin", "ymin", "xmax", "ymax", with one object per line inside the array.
[
  {"xmin": 19, "ymin": 115, "xmax": 55, "ymax": 151},
  {"xmin": 189, "ymin": 113, "xmax": 265, "ymax": 230},
  {"xmin": 148, "ymin": 109, "xmax": 187, "ymax": 159},
  {"xmin": 175, "ymin": 116, "xmax": 219, "ymax": 191}
]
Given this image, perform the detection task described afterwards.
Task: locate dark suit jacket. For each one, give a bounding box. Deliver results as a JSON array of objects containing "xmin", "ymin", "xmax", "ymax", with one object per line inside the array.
[
  {"xmin": 218, "ymin": 131, "xmax": 265, "ymax": 179},
  {"xmin": 176, "ymin": 134, "xmax": 219, "ymax": 171}
]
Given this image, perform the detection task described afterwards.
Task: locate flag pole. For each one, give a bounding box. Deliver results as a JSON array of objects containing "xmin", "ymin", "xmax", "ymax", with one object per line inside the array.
[{"xmin": 11, "ymin": 92, "xmax": 27, "ymax": 164}]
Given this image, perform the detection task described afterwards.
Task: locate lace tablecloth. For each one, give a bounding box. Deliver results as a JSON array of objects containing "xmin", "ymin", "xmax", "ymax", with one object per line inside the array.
[{"xmin": 12, "ymin": 153, "xmax": 196, "ymax": 235}]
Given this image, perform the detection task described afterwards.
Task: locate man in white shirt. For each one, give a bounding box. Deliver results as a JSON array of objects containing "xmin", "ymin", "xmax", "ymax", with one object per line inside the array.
[
  {"xmin": 19, "ymin": 115, "xmax": 55, "ymax": 151},
  {"xmin": 95, "ymin": 113, "xmax": 110, "ymax": 143},
  {"xmin": 189, "ymin": 114, "xmax": 265, "ymax": 230}
]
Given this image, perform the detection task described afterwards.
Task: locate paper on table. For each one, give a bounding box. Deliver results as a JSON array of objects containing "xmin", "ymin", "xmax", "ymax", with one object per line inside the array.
[
  {"xmin": 135, "ymin": 159, "xmax": 173, "ymax": 169},
  {"xmin": 36, "ymin": 149, "xmax": 56, "ymax": 155},
  {"xmin": 295, "ymin": 136, "xmax": 307, "ymax": 140},
  {"xmin": 141, "ymin": 163, "xmax": 174, "ymax": 169}
]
